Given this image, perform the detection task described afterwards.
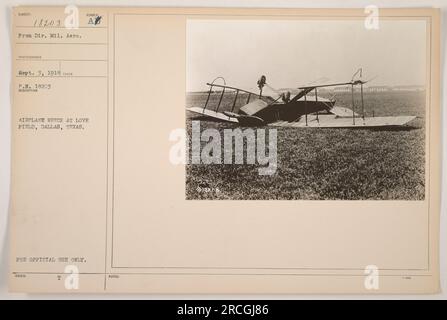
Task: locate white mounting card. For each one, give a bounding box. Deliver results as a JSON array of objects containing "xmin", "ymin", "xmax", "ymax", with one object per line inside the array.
[{"xmin": 9, "ymin": 6, "xmax": 441, "ymax": 293}]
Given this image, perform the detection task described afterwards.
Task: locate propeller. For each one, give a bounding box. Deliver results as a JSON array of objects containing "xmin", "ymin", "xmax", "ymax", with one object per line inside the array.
[
  {"xmin": 257, "ymin": 75, "xmax": 266, "ymax": 89},
  {"xmin": 257, "ymin": 75, "xmax": 267, "ymax": 97}
]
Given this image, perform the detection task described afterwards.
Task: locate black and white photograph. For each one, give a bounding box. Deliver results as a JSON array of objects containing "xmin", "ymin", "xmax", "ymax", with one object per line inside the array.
[{"xmin": 186, "ymin": 19, "xmax": 427, "ymax": 200}]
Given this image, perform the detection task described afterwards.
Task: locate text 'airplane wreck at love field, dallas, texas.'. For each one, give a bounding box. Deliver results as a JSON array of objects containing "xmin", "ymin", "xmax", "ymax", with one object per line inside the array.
[{"xmin": 187, "ymin": 69, "xmax": 417, "ymax": 128}]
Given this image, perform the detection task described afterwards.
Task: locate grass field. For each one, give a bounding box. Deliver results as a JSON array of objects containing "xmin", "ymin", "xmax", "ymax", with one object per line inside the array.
[{"xmin": 185, "ymin": 90, "xmax": 425, "ymax": 200}]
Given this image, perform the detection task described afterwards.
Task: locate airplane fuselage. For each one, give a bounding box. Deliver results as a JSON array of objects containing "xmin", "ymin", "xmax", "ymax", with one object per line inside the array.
[{"xmin": 239, "ymin": 97, "xmax": 335, "ymax": 124}]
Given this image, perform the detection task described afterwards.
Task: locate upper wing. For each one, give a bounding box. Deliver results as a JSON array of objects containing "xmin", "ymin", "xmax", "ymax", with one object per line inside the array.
[{"xmin": 289, "ymin": 87, "xmax": 317, "ymax": 102}]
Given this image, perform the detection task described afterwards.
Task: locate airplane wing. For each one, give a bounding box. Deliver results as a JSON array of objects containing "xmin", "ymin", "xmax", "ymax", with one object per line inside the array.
[
  {"xmin": 187, "ymin": 106, "xmax": 238, "ymax": 123},
  {"xmin": 268, "ymin": 115, "xmax": 416, "ymax": 128},
  {"xmin": 223, "ymin": 111, "xmax": 265, "ymax": 126},
  {"xmin": 238, "ymin": 99, "xmax": 270, "ymax": 116},
  {"xmin": 289, "ymin": 87, "xmax": 316, "ymax": 102}
]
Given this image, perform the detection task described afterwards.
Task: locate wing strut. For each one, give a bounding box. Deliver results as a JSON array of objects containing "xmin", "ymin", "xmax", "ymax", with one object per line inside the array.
[
  {"xmin": 351, "ymin": 83, "xmax": 355, "ymax": 125},
  {"xmin": 202, "ymin": 76, "xmax": 226, "ymax": 112},
  {"xmin": 298, "ymin": 78, "xmax": 368, "ymax": 125}
]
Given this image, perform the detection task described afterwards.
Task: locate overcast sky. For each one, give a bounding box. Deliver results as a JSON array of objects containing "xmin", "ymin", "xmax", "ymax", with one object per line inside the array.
[{"xmin": 187, "ymin": 19, "xmax": 427, "ymax": 92}]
